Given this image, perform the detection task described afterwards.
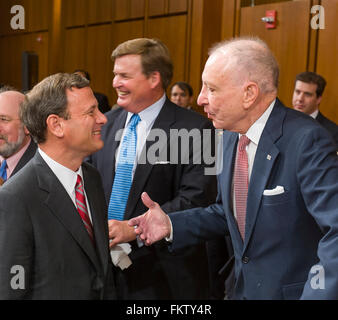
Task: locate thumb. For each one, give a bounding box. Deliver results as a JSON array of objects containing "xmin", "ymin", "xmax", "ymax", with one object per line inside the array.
[
  {"xmin": 128, "ymin": 217, "xmax": 139, "ymax": 227},
  {"xmin": 141, "ymin": 192, "xmax": 156, "ymax": 209}
]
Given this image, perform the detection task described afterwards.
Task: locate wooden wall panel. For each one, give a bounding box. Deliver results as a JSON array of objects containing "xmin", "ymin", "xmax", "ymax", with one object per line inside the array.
[
  {"xmin": 63, "ymin": 0, "xmax": 87, "ymax": 27},
  {"xmin": 87, "ymin": 0, "xmax": 112, "ymax": 24},
  {"xmin": 147, "ymin": 15, "xmax": 187, "ymax": 87},
  {"xmin": 0, "ymin": 31, "xmax": 48, "ymax": 90},
  {"xmin": 114, "ymin": 0, "xmax": 129, "ymax": 21},
  {"xmin": 169, "ymin": 0, "xmax": 188, "ymax": 14},
  {"xmin": 29, "ymin": 0, "xmax": 51, "ymax": 32},
  {"xmin": 86, "ymin": 24, "xmax": 113, "ymax": 105},
  {"xmin": 148, "ymin": 0, "xmax": 166, "ymax": 17},
  {"xmin": 0, "ymin": 0, "xmax": 14, "ymax": 35},
  {"xmin": 239, "ymin": 0, "xmax": 310, "ymax": 108},
  {"xmin": 28, "ymin": 32, "xmax": 49, "ymax": 82},
  {"xmin": 221, "ymin": 0, "xmax": 236, "ymax": 40},
  {"xmin": 130, "ymin": 0, "xmax": 145, "ymax": 19},
  {"xmin": 112, "ymin": 20, "xmax": 144, "ymax": 50},
  {"xmin": 63, "ymin": 28, "xmax": 86, "ymax": 73},
  {"xmin": 316, "ymin": 0, "xmax": 338, "ymax": 123}
]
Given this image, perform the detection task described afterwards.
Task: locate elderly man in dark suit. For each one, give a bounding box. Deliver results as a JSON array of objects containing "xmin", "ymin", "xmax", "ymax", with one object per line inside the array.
[
  {"xmin": 128, "ymin": 37, "xmax": 338, "ymax": 300},
  {"xmin": 292, "ymin": 71, "xmax": 338, "ymax": 148},
  {"xmin": 0, "ymin": 90, "xmax": 36, "ymax": 185},
  {"xmin": 0, "ymin": 73, "xmax": 115, "ymax": 299},
  {"xmin": 90, "ymin": 38, "xmax": 217, "ymax": 299}
]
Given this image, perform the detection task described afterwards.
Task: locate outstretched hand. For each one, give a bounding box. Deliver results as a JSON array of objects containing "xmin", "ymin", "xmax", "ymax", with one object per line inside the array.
[{"xmin": 128, "ymin": 192, "xmax": 171, "ymax": 246}]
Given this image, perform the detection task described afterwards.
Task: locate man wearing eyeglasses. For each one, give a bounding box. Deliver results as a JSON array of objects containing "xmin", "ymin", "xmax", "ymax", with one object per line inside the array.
[{"xmin": 0, "ymin": 90, "xmax": 36, "ymax": 185}]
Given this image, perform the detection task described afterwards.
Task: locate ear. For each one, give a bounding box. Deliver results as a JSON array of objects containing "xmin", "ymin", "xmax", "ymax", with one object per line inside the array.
[
  {"xmin": 316, "ymin": 95, "xmax": 322, "ymax": 107},
  {"xmin": 148, "ymin": 71, "xmax": 161, "ymax": 89},
  {"xmin": 23, "ymin": 126, "xmax": 30, "ymax": 136},
  {"xmin": 243, "ymin": 82, "xmax": 259, "ymax": 109},
  {"xmin": 46, "ymin": 114, "xmax": 65, "ymax": 138}
]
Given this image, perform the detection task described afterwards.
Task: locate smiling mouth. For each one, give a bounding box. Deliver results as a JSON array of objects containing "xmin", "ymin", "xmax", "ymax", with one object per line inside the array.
[{"xmin": 116, "ymin": 90, "xmax": 129, "ymax": 97}]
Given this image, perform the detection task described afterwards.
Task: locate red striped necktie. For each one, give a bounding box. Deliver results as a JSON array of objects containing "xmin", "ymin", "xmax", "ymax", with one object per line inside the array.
[
  {"xmin": 75, "ymin": 175, "xmax": 94, "ymax": 244},
  {"xmin": 234, "ymin": 135, "xmax": 250, "ymax": 240}
]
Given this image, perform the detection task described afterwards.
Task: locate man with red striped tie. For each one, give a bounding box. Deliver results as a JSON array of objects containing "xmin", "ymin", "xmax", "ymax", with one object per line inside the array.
[{"xmin": 0, "ymin": 73, "xmax": 116, "ymax": 299}]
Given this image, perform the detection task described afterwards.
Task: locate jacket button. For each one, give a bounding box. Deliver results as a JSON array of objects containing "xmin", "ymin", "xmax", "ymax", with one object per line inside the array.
[{"xmin": 242, "ymin": 256, "xmax": 250, "ymax": 264}]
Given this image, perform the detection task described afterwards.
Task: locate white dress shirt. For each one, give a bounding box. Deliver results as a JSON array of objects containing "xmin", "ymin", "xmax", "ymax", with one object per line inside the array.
[
  {"xmin": 232, "ymin": 99, "xmax": 275, "ymax": 218},
  {"xmin": 38, "ymin": 148, "xmax": 93, "ymax": 222},
  {"xmin": 115, "ymin": 94, "xmax": 166, "ymax": 179}
]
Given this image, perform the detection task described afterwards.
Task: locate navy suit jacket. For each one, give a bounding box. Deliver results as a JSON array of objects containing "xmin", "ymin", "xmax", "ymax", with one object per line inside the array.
[
  {"xmin": 170, "ymin": 99, "xmax": 338, "ymax": 299},
  {"xmin": 90, "ymin": 98, "xmax": 217, "ymax": 299},
  {"xmin": 316, "ymin": 111, "xmax": 338, "ymax": 149}
]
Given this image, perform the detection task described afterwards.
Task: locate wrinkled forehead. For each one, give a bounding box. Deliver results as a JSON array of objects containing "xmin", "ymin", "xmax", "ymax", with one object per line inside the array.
[{"xmin": 0, "ymin": 91, "xmax": 24, "ymax": 117}]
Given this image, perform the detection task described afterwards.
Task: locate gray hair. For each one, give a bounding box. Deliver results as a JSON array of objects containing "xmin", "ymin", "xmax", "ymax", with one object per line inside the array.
[
  {"xmin": 209, "ymin": 37, "xmax": 279, "ymax": 93},
  {"xmin": 20, "ymin": 73, "xmax": 89, "ymax": 144}
]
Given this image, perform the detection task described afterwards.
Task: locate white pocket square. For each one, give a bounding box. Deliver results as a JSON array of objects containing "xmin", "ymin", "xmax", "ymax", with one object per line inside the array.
[
  {"xmin": 154, "ymin": 161, "xmax": 170, "ymax": 165},
  {"xmin": 263, "ymin": 185, "xmax": 285, "ymax": 196}
]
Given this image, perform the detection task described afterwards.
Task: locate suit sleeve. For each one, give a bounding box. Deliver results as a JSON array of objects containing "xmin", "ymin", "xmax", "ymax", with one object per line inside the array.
[
  {"xmin": 169, "ymin": 185, "xmax": 229, "ymax": 252},
  {"xmin": 297, "ymin": 126, "xmax": 338, "ymax": 299},
  {"xmin": 0, "ymin": 190, "xmax": 33, "ymax": 299},
  {"xmin": 161, "ymin": 119, "xmax": 218, "ymax": 212}
]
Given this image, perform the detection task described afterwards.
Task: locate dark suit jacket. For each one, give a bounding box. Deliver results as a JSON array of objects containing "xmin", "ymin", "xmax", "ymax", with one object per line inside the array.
[
  {"xmin": 170, "ymin": 99, "xmax": 338, "ymax": 300},
  {"xmin": 316, "ymin": 111, "xmax": 338, "ymax": 148},
  {"xmin": 10, "ymin": 138, "xmax": 37, "ymax": 178},
  {"xmin": 0, "ymin": 152, "xmax": 115, "ymax": 299},
  {"xmin": 90, "ymin": 98, "xmax": 217, "ymax": 299}
]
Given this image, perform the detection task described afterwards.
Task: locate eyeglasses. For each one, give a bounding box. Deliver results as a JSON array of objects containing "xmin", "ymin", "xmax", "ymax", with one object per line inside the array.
[{"xmin": 0, "ymin": 116, "xmax": 20, "ymax": 124}]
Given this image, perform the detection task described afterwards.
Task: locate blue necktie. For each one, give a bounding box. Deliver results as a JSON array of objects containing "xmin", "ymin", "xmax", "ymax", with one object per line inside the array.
[
  {"xmin": 0, "ymin": 160, "xmax": 7, "ymax": 181},
  {"xmin": 108, "ymin": 114, "xmax": 140, "ymax": 220}
]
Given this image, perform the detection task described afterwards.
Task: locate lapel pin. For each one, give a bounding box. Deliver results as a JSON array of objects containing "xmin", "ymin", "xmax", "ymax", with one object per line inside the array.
[{"xmin": 267, "ymin": 155, "xmax": 272, "ymax": 160}]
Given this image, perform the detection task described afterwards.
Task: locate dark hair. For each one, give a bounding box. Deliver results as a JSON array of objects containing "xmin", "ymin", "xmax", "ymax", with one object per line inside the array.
[
  {"xmin": 0, "ymin": 85, "xmax": 19, "ymax": 93},
  {"xmin": 295, "ymin": 72, "xmax": 326, "ymax": 97},
  {"xmin": 171, "ymin": 82, "xmax": 193, "ymax": 97},
  {"xmin": 111, "ymin": 38, "xmax": 173, "ymax": 90},
  {"xmin": 74, "ymin": 69, "xmax": 91, "ymax": 82},
  {"xmin": 20, "ymin": 73, "xmax": 89, "ymax": 144}
]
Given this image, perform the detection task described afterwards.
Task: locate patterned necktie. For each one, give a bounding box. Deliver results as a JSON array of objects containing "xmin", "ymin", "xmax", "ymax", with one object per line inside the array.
[
  {"xmin": 0, "ymin": 160, "xmax": 7, "ymax": 181},
  {"xmin": 234, "ymin": 135, "xmax": 250, "ymax": 240},
  {"xmin": 75, "ymin": 175, "xmax": 94, "ymax": 243},
  {"xmin": 108, "ymin": 113, "xmax": 141, "ymax": 221}
]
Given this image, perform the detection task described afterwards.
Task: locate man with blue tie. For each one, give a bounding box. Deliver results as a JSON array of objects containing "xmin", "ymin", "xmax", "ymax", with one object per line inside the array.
[
  {"xmin": 128, "ymin": 37, "xmax": 338, "ymax": 300},
  {"xmin": 90, "ymin": 38, "xmax": 218, "ymax": 299},
  {"xmin": 0, "ymin": 90, "xmax": 37, "ymax": 185}
]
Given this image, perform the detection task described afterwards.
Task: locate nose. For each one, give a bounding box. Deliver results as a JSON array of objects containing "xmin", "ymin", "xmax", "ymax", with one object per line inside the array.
[
  {"xmin": 97, "ymin": 110, "xmax": 107, "ymax": 125},
  {"xmin": 297, "ymin": 92, "xmax": 304, "ymax": 101},
  {"xmin": 197, "ymin": 86, "xmax": 207, "ymax": 106},
  {"xmin": 112, "ymin": 75, "xmax": 119, "ymax": 89}
]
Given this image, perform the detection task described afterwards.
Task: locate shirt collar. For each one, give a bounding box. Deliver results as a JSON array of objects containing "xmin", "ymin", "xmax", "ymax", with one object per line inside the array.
[
  {"xmin": 125, "ymin": 94, "xmax": 166, "ymax": 131},
  {"xmin": 0, "ymin": 137, "xmax": 31, "ymax": 178},
  {"xmin": 38, "ymin": 148, "xmax": 83, "ymax": 195},
  {"xmin": 310, "ymin": 109, "xmax": 319, "ymax": 119},
  {"xmin": 240, "ymin": 99, "xmax": 276, "ymax": 146}
]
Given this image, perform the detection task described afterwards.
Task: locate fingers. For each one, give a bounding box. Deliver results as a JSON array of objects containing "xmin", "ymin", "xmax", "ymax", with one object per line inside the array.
[{"xmin": 141, "ymin": 192, "xmax": 156, "ymax": 209}]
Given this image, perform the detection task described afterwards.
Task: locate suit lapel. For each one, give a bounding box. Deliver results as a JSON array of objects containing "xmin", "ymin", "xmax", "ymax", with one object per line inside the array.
[
  {"xmin": 220, "ymin": 132, "xmax": 246, "ymax": 249},
  {"xmin": 34, "ymin": 153, "xmax": 101, "ymax": 272},
  {"xmin": 82, "ymin": 165, "xmax": 108, "ymax": 276},
  {"xmin": 124, "ymin": 99, "xmax": 175, "ymax": 219},
  {"xmin": 243, "ymin": 100, "xmax": 285, "ymax": 251},
  {"xmin": 102, "ymin": 110, "xmax": 127, "ymax": 201},
  {"xmin": 12, "ymin": 139, "xmax": 37, "ymax": 176}
]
